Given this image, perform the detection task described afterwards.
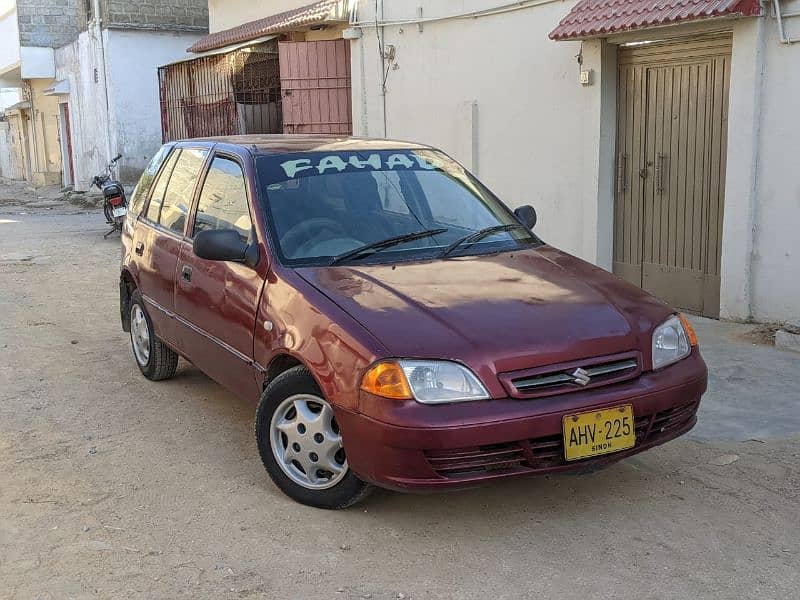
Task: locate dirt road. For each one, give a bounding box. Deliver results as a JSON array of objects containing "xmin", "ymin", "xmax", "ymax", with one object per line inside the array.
[{"xmin": 1, "ymin": 185, "xmax": 798, "ymax": 599}]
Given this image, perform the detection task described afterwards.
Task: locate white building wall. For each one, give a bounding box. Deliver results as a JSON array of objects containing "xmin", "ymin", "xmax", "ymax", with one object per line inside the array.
[
  {"xmin": 722, "ymin": 12, "xmax": 800, "ymax": 323},
  {"xmin": 54, "ymin": 30, "xmax": 110, "ymax": 190},
  {"xmin": 0, "ymin": 86, "xmax": 19, "ymax": 109},
  {"xmin": 105, "ymin": 29, "xmax": 202, "ymax": 183},
  {"xmin": 0, "ymin": 120, "xmax": 12, "ymax": 177},
  {"xmin": 55, "ymin": 28, "xmax": 201, "ymax": 189},
  {"xmin": 354, "ymin": 2, "xmax": 798, "ymax": 323},
  {"xmin": 351, "ymin": 0, "xmax": 607, "ymax": 263},
  {"xmin": 0, "ymin": 7, "xmax": 20, "ymax": 76},
  {"xmin": 752, "ymin": 19, "xmax": 800, "ymax": 322}
]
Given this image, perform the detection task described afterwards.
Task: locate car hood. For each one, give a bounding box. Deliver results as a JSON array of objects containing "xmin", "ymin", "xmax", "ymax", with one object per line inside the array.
[{"xmin": 296, "ymin": 245, "xmax": 671, "ymax": 378}]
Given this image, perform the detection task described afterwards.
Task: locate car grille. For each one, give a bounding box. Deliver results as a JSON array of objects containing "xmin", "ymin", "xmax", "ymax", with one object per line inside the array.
[
  {"xmin": 424, "ymin": 401, "xmax": 698, "ymax": 479},
  {"xmin": 500, "ymin": 351, "xmax": 641, "ymax": 399}
]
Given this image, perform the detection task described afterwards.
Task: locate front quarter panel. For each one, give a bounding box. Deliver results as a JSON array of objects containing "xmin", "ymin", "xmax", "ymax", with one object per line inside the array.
[{"xmin": 253, "ymin": 267, "xmax": 387, "ymax": 411}]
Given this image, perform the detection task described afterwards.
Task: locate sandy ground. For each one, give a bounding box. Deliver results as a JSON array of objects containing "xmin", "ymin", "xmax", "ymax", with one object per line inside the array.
[{"xmin": 0, "ymin": 182, "xmax": 798, "ymax": 599}]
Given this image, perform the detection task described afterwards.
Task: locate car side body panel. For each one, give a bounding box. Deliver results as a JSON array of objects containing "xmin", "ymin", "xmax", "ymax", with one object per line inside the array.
[{"xmin": 252, "ymin": 267, "xmax": 387, "ymax": 411}]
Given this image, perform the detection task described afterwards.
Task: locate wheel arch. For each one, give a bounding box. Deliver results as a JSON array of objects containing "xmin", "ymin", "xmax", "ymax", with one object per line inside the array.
[
  {"xmin": 119, "ymin": 269, "xmax": 138, "ymax": 332},
  {"xmin": 263, "ymin": 353, "xmax": 304, "ymax": 389}
]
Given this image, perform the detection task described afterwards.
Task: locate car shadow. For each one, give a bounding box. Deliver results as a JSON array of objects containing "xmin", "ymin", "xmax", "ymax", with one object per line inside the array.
[{"xmin": 157, "ymin": 362, "xmax": 688, "ymax": 530}]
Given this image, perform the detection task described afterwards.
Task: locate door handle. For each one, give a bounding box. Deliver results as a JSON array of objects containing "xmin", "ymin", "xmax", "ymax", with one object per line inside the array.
[
  {"xmin": 655, "ymin": 153, "xmax": 665, "ymax": 193},
  {"xmin": 134, "ymin": 242, "xmax": 144, "ymax": 256},
  {"xmin": 181, "ymin": 265, "xmax": 192, "ymax": 282},
  {"xmin": 616, "ymin": 153, "xmax": 627, "ymax": 194}
]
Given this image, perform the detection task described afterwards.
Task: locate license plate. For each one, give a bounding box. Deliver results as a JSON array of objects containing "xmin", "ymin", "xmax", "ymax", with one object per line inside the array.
[
  {"xmin": 112, "ymin": 206, "xmax": 127, "ymax": 218},
  {"xmin": 562, "ymin": 404, "xmax": 635, "ymax": 461}
]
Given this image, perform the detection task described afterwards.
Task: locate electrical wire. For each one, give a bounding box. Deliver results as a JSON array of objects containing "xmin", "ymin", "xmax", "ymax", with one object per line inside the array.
[{"xmin": 351, "ymin": 0, "xmax": 563, "ymax": 29}]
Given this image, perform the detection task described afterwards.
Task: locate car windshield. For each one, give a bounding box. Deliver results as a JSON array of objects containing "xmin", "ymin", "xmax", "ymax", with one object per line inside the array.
[{"xmin": 256, "ymin": 149, "xmax": 540, "ymax": 267}]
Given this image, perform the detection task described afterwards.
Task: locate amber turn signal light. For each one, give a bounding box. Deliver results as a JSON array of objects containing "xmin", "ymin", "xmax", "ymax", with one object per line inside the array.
[
  {"xmin": 361, "ymin": 361, "xmax": 413, "ymax": 400},
  {"xmin": 678, "ymin": 313, "xmax": 699, "ymax": 347}
]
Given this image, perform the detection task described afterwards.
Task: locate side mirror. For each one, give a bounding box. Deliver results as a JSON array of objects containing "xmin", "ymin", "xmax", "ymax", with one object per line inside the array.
[
  {"xmin": 514, "ymin": 205, "xmax": 537, "ymax": 230},
  {"xmin": 193, "ymin": 229, "xmax": 259, "ymax": 268}
]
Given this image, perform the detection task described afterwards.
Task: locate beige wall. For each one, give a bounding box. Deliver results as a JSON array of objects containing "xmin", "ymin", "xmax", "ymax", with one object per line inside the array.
[
  {"xmin": 27, "ymin": 78, "xmax": 62, "ymax": 186},
  {"xmin": 208, "ymin": 0, "xmax": 319, "ymax": 33},
  {"xmin": 351, "ymin": 0, "xmax": 611, "ymax": 262}
]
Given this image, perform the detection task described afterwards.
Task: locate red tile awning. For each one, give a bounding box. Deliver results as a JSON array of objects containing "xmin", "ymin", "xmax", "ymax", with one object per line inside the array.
[
  {"xmin": 188, "ymin": 0, "xmax": 347, "ymax": 53},
  {"xmin": 550, "ymin": 0, "xmax": 761, "ymax": 41}
]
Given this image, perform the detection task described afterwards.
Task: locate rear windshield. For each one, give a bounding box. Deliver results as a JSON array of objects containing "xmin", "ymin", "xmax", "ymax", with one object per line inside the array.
[{"xmin": 256, "ymin": 149, "xmax": 539, "ymax": 267}]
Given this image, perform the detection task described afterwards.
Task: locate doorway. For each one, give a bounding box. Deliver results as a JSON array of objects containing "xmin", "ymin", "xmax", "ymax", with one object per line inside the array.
[
  {"xmin": 613, "ymin": 34, "xmax": 731, "ymax": 318},
  {"xmin": 59, "ymin": 102, "xmax": 75, "ymax": 187},
  {"xmin": 278, "ymin": 39, "xmax": 352, "ymax": 134}
]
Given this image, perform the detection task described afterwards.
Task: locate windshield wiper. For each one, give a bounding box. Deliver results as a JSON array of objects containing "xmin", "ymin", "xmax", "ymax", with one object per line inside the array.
[
  {"xmin": 329, "ymin": 228, "xmax": 448, "ymax": 265},
  {"xmin": 440, "ymin": 224, "xmax": 527, "ymax": 258}
]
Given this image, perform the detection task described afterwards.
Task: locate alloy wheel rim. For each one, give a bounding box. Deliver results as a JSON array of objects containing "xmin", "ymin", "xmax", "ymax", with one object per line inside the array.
[
  {"xmin": 270, "ymin": 394, "xmax": 348, "ymax": 490},
  {"xmin": 130, "ymin": 304, "xmax": 151, "ymax": 366}
]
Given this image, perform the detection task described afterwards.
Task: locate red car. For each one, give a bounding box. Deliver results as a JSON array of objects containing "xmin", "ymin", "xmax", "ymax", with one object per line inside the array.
[{"xmin": 120, "ymin": 136, "xmax": 707, "ymax": 509}]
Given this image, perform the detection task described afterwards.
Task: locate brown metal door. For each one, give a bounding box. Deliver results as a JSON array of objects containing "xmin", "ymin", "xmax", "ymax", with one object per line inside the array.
[
  {"xmin": 614, "ymin": 35, "xmax": 731, "ymax": 317},
  {"xmin": 279, "ymin": 39, "xmax": 352, "ymax": 134},
  {"xmin": 62, "ymin": 103, "xmax": 75, "ymax": 186}
]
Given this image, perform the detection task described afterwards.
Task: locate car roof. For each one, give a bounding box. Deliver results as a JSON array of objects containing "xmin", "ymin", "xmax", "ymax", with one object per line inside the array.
[{"xmin": 181, "ymin": 134, "xmax": 435, "ymax": 155}]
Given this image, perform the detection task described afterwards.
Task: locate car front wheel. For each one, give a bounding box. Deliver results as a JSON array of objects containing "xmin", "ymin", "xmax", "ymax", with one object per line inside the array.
[{"xmin": 255, "ymin": 366, "xmax": 371, "ymax": 509}]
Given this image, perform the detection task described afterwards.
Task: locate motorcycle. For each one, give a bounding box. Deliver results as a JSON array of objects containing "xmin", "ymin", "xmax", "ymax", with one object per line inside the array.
[{"xmin": 91, "ymin": 154, "xmax": 127, "ymax": 239}]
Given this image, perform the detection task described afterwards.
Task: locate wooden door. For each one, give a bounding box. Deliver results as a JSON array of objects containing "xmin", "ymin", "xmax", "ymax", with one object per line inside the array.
[
  {"xmin": 278, "ymin": 39, "xmax": 352, "ymax": 134},
  {"xmin": 614, "ymin": 35, "xmax": 731, "ymax": 318}
]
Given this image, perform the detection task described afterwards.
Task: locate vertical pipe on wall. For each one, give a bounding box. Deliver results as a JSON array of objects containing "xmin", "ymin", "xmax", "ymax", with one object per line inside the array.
[
  {"xmin": 376, "ymin": 0, "xmax": 387, "ymax": 137},
  {"xmin": 92, "ymin": 0, "xmax": 113, "ymax": 165}
]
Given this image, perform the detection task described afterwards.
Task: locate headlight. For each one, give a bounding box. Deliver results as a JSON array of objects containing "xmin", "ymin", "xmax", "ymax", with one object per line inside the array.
[
  {"xmin": 361, "ymin": 360, "xmax": 490, "ymax": 404},
  {"xmin": 651, "ymin": 314, "xmax": 697, "ymax": 370}
]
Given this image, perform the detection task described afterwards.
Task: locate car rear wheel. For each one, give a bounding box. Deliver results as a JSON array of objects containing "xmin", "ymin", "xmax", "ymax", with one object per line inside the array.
[
  {"xmin": 129, "ymin": 290, "xmax": 178, "ymax": 381},
  {"xmin": 255, "ymin": 366, "xmax": 371, "ymax": 509}
]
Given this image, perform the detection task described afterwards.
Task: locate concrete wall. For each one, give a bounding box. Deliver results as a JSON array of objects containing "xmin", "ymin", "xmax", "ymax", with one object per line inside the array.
[
  {"xmin": 0, "ymin": 121, "xmax": 12, "ymax": 176},
  {"xmin": 351, "ymin": 0, "xmax": 613, "ymax": 262},
  {"xmin": 722, "ymin": 13, "xmax": 800, "ymax": 323},
  {"xmin": 207, "ymin": 0, "xmax": 331, "ymax": 33},
  {"xmin": 55, "ymin": 27, "xmax": 202, "ymax": 189},
  {"xmin": 0, "ymin": 86, "xmax": 19, "ymax": 109},
  {"xmin": 54, "ymin": 30, "xmax": 108, "ymax": 189},
  {"xmin": 105, "ymin": 29, "xmax": 203, "ymax": 182},
  {"xmin": 0, "ymin": 6, "xmax": 21, "ymax": 75},
  {"xmin": 103, "ymin": 0, "xmax": 208, "ymax": 32},
  {"xmin": 16, "ymin": 0, "xmax": 83, "ymax": 48}
]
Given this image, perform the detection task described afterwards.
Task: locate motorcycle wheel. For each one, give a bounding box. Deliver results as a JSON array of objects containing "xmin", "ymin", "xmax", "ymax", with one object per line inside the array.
[{"xmin": 103, "ymin": 203, "xmax": 114, "ymax": 224}]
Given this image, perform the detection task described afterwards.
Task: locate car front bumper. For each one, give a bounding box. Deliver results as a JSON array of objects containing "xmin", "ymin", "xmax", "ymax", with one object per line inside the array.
[{"xmin": 335, "ymin": 349, "xmax": 707, "ymax": 491}]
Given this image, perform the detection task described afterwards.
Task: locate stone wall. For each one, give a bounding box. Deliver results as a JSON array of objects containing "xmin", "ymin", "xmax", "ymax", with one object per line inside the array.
[
  {"xmin": 103, "ymin": 0, "xmax": 208, "ymax": 32},
  {"xmin": 16, "ymin": 0, "xmax": 84, "ymax": 48}
]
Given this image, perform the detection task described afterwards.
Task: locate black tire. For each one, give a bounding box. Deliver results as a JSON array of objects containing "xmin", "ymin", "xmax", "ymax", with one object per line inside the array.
[
  {"xmin": 255, "ymin": 366, "xmax": 372, "ymax": 509},
  {"xmin": 129, "ymin": 290, "xmax": 178, "ymax": 381},
  {"xmin": 103, "ymin": 202, "xmax": 114, "ymax": 224}
]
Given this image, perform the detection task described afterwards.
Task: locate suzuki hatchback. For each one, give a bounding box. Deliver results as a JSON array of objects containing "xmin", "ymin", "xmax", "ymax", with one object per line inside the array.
[{"xmin": 120, "ymin": 135, "xmax": 707, "ymax": 508}]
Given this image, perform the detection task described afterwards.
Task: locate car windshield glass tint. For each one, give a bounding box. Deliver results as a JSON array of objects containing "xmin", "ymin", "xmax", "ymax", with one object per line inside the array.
[{"xmin": 256, "ymin": 149, "xmax": 539, "ymax": 267}]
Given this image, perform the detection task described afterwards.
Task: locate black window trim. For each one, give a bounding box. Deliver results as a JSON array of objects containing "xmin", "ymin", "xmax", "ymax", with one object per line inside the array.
[
  {"xmin": 140, "ymin": 143, "xmax": 213, "ymax": 241},
  {"xmin": 128, "ymin": 142, "xmax": 174, "ymax": 218},
  {"xmin": 187, "ymin": 149, "xmax": 257, "ymax": 245}
]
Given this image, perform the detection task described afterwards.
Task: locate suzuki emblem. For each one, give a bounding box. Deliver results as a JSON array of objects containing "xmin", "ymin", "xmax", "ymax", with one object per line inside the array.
[{"xmin": 571, "ymin": 367, "xmax": 591, "ymax": 386}]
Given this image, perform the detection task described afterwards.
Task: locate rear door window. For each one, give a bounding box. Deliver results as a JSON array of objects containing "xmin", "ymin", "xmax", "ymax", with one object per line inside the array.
[
  {"xmin": 193, "ymin": 156, "xmax": 252, "ymax": 242},
  {"xmin": 129, "ymin": 144, "xmax": 172, "ymax": 216},
  {"xmin": 159, "ymin": 148, "xmax": 208, "ymax": 235}
]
